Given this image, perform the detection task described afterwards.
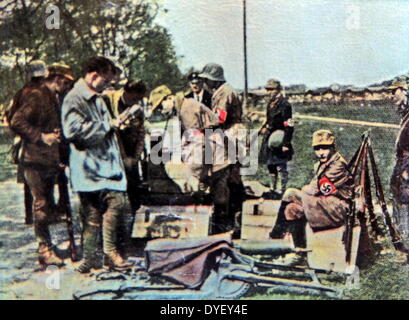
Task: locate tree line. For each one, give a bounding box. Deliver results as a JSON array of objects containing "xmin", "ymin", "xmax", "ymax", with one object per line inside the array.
[{"xmin": 0, "ymin": 0, "xmax": 186, "ymax": 105}]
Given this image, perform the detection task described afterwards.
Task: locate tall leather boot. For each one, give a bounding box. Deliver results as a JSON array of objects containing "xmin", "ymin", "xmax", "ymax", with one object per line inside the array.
[
  {"xmin": 75, "ymin": 224, "xmax": 100, "ymax": 273},
  {"xmin": 103, "ymin": 212, "xmax": 132, "ymax": 271},
  {"xmin": 288, "ymin": 219, "xmax": 307, "ymax": 249},
  {"xmin": 269, "ymin": 201, "xmax": 290, "ymax": 239}
]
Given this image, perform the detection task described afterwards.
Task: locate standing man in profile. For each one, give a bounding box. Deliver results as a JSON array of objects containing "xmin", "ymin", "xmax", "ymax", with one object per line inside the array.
[
  {"xmin": 199, "ymin": 63, "xmax": 245, "ymax": 235},
  {"xmin": 61, "ymin": 56, "xmax": 132, "ymax": 273},
  {"xmin": 10, "ymin": 65, "xmax": 74, "ymax": 269},
  {"xmin": 185, "ymin": 72, "xmax": 212, "ymax": 109},
  {"xmin": 6, "ymin": 60, "xmax": 49, "ymax": 225}
]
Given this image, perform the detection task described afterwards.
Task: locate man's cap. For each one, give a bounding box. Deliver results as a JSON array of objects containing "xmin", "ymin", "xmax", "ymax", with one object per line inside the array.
[
  {"xmin": 312, "ymin": 129, "xmax": 335, "ymax": 147},
  {"xmin": 27, "ymin": 60, "xmax": 48, "ymax": 78},
  {"xmin": 199, "ymin": 63, "xmax": 226, "ymax": 82},
  {"xmin": 149, "ymin": 85, "xmax": 172, "ymax": 111},
  {"xmin": 188, "ymin": 72, "xmax": 202, "ymax": 84},
  {"xmin": 268, "ymin": 130, "xmax": 285, "ymax": 149},
  {"xmin": 265, "ymin": 78, "xmax": 282, "ymax": 90},
  {"xmin": 48, "ymin": 62, "xmax": 74, "ymax": 81}
]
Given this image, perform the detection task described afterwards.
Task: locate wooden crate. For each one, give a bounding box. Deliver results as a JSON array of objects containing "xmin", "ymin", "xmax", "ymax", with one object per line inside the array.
[
  {"xmin": 306, "ymin": 225, "xmax": 361, "ymax": 274},
  {"xmin": 241, "ymin": 199, "xmax": 281, "ymax": 240},
  {"xmin": 132, "ymin": 205, "xmax": 213, "ymax": 239}
]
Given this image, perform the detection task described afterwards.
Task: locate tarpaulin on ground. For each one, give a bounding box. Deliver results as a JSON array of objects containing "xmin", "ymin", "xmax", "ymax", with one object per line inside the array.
[{"xmin": 145, "ymin": 232, "xmax": 237, "ymax": 289}]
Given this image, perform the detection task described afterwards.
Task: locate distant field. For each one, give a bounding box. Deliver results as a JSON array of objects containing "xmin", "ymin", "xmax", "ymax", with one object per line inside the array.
[{"xmin": 294, "ymin": 102, "xmax": 400, "ymax": 124}]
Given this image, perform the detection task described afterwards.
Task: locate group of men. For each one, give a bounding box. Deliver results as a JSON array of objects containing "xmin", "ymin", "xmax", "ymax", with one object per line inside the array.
[
  {"xmin": 6, "ymin": 57, "xmax": 148, "ymax": 271},
  {"xmin": 7, "ymin": 54, "xmax": 409, "ymax": 272},
  {"xmin": 7, "ymin": 57, "xmax": 247, "ymax": 272}
]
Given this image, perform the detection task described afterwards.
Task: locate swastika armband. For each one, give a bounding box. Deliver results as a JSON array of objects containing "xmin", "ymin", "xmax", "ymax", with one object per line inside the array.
[
  {"xmin": 284, "ymin": 118, "xmax": 294, "ymax": 127},
  {"xmin": 318, "ymin": 176, "xmax": 337, "ymax": 196},
  {"xmin": 215, "ymin": 108, "xmax": 227, "ymax": 124}
]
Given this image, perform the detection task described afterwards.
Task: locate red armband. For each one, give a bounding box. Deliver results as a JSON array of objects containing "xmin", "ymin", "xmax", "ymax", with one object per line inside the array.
[
  {"xmin": 283, "ymin": 118, "xmax": 295, "ymax": 127},
  {"xmin": 215, "ymin": 108, "xmax": 227, "ymax": 124},
  {"xmin": 318, "ymin": 176, "xmax": 336, "ymax": 196}
]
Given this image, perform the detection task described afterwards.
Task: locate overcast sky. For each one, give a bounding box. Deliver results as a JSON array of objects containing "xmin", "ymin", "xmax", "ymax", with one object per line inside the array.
[{"xmin": 156, "ymin": 0, "xmax": 409, "ymax": 89}]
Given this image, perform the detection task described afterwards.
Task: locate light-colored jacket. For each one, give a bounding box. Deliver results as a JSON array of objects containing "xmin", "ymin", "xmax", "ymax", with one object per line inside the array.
[
  {"xmin": 211, "ymin": 82, "xmax": 242, "ymax": 129},
  {"xmin": 61, "ymin": 78, "xmax": 127, "ymax": 192},
  {"xmin": 209, "ymin": 83, "xmax": 244, "ymax": 173},
  {"xmin": 307, "ymin": 152, "xmax": 353, "ymax": 201}
]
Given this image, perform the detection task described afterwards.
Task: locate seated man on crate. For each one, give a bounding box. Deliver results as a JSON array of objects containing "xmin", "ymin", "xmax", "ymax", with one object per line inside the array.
[{"xmin": 269, "ymin": 130, "xmax": 354, "ymax": 255}]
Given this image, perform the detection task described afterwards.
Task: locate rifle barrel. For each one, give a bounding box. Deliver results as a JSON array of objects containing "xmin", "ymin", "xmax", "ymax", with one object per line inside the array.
[{"xmin": 368, "ymin": 144, "xmax": 407, "ymax": 253}]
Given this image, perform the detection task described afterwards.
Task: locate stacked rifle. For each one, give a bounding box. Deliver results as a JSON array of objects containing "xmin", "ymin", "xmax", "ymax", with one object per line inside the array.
[{"xmin": 345, "ymin": 131, "xmax": 408, "ymax": 263}]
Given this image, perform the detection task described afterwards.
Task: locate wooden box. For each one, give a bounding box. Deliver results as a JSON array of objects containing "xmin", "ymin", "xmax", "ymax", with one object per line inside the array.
[
  {"xmin": 132, "ymin": 205, "xmax": 213, "ymax": 239},
  {"xmin": 306, "ymin": 225, "xmax": 361, "ymax": 274},
  {"xmin": 241, "ymin": 199, "xmax": 281, "ymax": 240}
]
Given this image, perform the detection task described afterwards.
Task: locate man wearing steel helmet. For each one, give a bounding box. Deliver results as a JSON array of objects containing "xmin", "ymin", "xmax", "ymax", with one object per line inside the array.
[
  {"xmin": 199, "ymin": 63, "xmax": 245, "ymax": 236},
  {"xmin": 270, "ymin": 130, "xmax": 354, "ymax": 252},
  {"xmin": 259, "ymin": 79, "xmax": 294, "ymax": 196}
]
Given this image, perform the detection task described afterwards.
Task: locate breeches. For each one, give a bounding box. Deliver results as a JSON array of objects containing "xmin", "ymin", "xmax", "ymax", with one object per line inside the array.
[
  {"xmin": 282, "ymin": 188, "xmax": 349, "ymax": 230},
  {"xmin": 78, "ymin": 191, "xmax": 127, "ymax": 227},
  {"xmin": 24, "ymin": 167, "xmax": 58, "ymax": 223}
]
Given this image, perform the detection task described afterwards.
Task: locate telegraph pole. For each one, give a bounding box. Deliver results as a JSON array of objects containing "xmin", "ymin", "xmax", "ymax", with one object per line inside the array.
[{"xmin": 243, "ymin": 0, "xmax": 248, "ymax": 104}]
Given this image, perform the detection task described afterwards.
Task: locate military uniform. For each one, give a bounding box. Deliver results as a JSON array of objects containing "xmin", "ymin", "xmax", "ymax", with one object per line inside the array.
[
  {"xmin": 199, "ymin": 63, "xmax": 245, "ymax": 235},
  {"xmin": 270, "ymin": 130, "xmax": 353, "ymax": 249},
  {"xmin": 260, "ymin": 81, "xmax": 294, "ymax": 194},
  {"xmin": 283, "ymin": 151, "xmax": 353, "ymax": 230},
  {"xmin": 391, "ymin": 101, "xmax": 409, "ymax": 241},
  {"xmin": 260, "ymin": 96, "xmax": 294, "ymax": 162}
]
